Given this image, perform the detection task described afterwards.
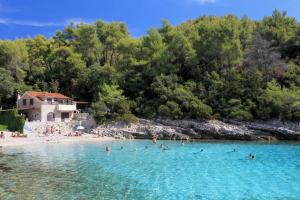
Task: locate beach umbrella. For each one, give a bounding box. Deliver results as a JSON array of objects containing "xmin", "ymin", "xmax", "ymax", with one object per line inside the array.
[{"xmin": 77, "ymin": 125, "xmax": 85, "ymax": 130}]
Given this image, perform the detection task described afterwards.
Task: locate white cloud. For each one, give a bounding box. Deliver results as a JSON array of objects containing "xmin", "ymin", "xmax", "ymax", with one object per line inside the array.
[
  {"xmin": 0, "ymin": 17, "xmax": 102, "ymax": 27},
  {"xmin": 0, "ymin": 16, "xmax": 105, "ymax": 27},
  {"xmin": 65, "ymin": 18, "xmax": 94, "ymax": 25},
  {"xmin": 0, "ymin": 18, "xmax": 64, "ymax": 27}
]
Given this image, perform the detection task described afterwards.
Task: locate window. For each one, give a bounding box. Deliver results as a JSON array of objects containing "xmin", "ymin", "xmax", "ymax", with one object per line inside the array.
[
  {"xmin": 61, "ymin": 112, "xmax": 69, "ymax": 119},
  {"xmin": 30, "ymin": 99, "xmax": 34, "ymax": 105},
  {"xmin": 47, "ymin": 98, "xmax": 52, "ymax": 104},
  {"xmin": 23, "ymin": 99, "xmax": 26, "ymax": 106}
]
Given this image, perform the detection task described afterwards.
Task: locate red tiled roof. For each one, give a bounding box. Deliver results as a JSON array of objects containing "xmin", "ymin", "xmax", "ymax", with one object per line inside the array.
[{"xmin": 27, "ymin": 91, "xmax": 71, "ymax": 99}]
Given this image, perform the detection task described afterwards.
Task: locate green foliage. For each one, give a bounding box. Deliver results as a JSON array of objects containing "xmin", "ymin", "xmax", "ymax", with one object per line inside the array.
[
  {"xmin": 189, "ymin": 99, "xmax": 213, "ymax": 119},
  {"xmin": 91, "ymin": 84, "xmax": 134, "ymax": 123},
  {"xmin": 1, "ymin": 11, "xmax": 300, "ymax": 123},
  {"xmin": 0, "ymin": 68, "xmax": 15, "ymax": 104},
  {"xmin": 257, "ymin": 80, "xmax": 300, "ymax": 120},
  {"xmin": 194, "ymin": 15, "xmax": 242, "ymax": 71},
  {"xmin": 0, "ymin": 109, "xmax": 25, "ymax": 133},
  {"xmin": 158, "ymin": 101, "xmax": 182, "ymax": 119},
  {"xmin": 0, "ymin": 40, "xmax": 28, "ymax": 82},
  {"xmin": 0, "ymin": 124, "xmax": 8, "ymax": 131},
  {"xmin": 230, "ymin": 109, "xmax": 253, "ymax": 121},
  {"xmin": 260, "ymin": 10, "xmax": 297, "ymax": 47}
]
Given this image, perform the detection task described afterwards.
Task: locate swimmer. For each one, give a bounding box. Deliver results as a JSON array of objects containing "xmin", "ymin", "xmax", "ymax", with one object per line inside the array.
[
  {"xmin": 248, "ymin": 153, "xmax": 255, "ymax": 160},
  {"xmin": 106, "ymin": 146, "xmax": 111, "ymax": 152},
  {"xmin": 120, "ymin": 146, "xmax": 123, "ymax": 150},
  {"xmin": 233, "ymin": 148, "xmax": 236, "ymax": 152},
  {"xmin": 200, "ymin": 149, "xmax": 203, "ymax": 152},
  {"xmin": 152, "ymin": 138, "xmax": 157, "ymax": 144},
  {"xmin": 181, "ymin": 141, "xmax": 185, "ymax": 146},
  {"xmin": 160, "ymin": 144, "xmax": 164, "ymax": 149},
  {"xmin": 163, "ymin": 145, "xmax": 169, "ymax": 151}
]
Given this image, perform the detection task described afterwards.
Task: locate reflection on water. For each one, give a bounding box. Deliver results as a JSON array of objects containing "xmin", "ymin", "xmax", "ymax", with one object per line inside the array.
[
  {"xmin": 0, "ymin": 144, "xmax": 149, "ymax": 200},
  {"xmin": 0, "ymin": 141, "xmax": 300, "ymax": 200}
]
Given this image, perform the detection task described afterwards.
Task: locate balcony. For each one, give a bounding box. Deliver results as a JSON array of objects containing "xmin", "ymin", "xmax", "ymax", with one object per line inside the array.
[{"xmin": 57, "ymin": 104, "xmax": 76, "ymax": 111}]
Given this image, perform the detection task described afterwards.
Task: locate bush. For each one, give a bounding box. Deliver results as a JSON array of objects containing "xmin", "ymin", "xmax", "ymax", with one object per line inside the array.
[
  {"xmin": 229, "ymin": 109, "xmax": 253, "ymax": 121},
  {"xmin": 91, "ymin": 84, "xmax": 137, "ymax": 124},
  {"xmin": 257, "ymin": 80, "xmax": 300, "ymax": 120},
  {"xmin": 0, "ymin": 109, "xmax": 25, "ymax": 133},
  {"xmin": 291, "ymin": 101, "xmax": 300, "ymax": 120},
  {"xmin": 158, "ymin": 101, "xmax": 182, "ymax": 119},
  {"xmin": 158, "ymin": 104, "xmax": 171, "ymax": 118},
  {"xmin": 189, "ymin": 99, "xmax": 212, "ymax": 119},
  {"xmin": 119, "ymin": 113, "xmax": 139, "ymax": 124}
]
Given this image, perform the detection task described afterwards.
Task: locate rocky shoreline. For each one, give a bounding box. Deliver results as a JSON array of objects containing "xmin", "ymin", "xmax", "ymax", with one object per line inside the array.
[{"xmin": 91, "ymin": 119, "xmax": 300, "ymax": 141}]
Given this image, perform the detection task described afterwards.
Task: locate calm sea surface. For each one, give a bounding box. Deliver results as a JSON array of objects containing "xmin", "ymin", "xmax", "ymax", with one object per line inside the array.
[{"xmin": 1, "ymin": 140, "xmax": 300, "ymax": 200}]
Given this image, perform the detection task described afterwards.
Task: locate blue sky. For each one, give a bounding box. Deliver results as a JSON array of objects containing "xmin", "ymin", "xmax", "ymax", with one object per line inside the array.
[{"xmin": 0, "ymin": 0, "xmax": 299, "ymax": 39}]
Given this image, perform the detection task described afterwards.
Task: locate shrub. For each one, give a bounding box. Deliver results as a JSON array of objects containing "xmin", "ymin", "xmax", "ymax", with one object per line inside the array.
[
  {"xmin": 158, "ymin": 101, "xmax": 182, "ymax": 119},
  {"xmin": 119, "ymin": 113, "xmax": 139, "ymax": 124},
  {"xmin": 158, "ymin": 104, "xmax": 171, "ymax": 119},
  {"xmin": 229, "ymin": 109, "xmax": 253, "ymax": 121},
  {"xmin": 189, "ymin": 99, "xmax": 213, "ymax": 119},
  {"xmin": 0, "ymin": 109, "xmax": 25, "ymax": 133}
]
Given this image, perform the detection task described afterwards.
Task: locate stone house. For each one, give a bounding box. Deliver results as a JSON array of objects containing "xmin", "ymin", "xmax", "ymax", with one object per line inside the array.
[{"xmin": 18, "ymin": 91, "xmax": 77, "ymax": 122}]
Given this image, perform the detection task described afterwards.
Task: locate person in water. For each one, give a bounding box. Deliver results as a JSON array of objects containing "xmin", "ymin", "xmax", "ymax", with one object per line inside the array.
[
  {"xmin": 200, "ymin": 149, "xmax": 203, "ymax": 152},
  {"xmin": 248, "ymin": 153, "xmax": 255, "ymax": 160},
  {"xmin": 163, "ymin": 145, "xmax": 170, "ymax": 151},
  {"xmin": 152, "ymin": 137, "xmax": 157, "ymax": 144},
  {"xmin": 233, "ymin": 148, "xmax": 236, "ymax": 152},
  {"xmin": 106, "ymin": 146, "xmax": 111, "ymax": 152}
]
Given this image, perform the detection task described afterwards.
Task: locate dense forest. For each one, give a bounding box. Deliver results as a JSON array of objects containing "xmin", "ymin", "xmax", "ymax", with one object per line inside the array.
[{"xmin": 1, "ymin": 10, "xmax": 300, "ymax": 123}]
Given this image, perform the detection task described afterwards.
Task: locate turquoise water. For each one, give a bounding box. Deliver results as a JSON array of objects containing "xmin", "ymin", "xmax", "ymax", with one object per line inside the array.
[{"xmin": 1, "ymin": 140, "xmax": 300, "ymax": 200}]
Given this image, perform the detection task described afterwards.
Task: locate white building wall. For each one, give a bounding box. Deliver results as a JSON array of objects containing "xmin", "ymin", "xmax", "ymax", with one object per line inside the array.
[
  {"xmin": 40, "ymin": 105, "xmax": 62, "ymax": 122},
  {"xmin": 19, "ymin": 92, "xmax": 77, "ymax": 122},
  {"xmin": 18, "ymin": 93, "xmax": 42, "ymax": 110}
]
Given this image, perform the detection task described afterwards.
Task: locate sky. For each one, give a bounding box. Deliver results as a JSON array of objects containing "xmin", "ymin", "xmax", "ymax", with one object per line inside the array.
[{"xmin": 0, "ymin": 0, "xmax": 299, "ymax": 39}]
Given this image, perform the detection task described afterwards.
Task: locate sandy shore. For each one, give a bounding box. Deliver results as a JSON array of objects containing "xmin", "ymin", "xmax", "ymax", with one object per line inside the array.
[{"xmin": 0, "ymin": 131, "xmax": 114, "ymax": 147}]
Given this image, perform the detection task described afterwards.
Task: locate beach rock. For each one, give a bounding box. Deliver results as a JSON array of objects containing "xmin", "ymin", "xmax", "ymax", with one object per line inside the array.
[
  {"xmin": 90, "ymin": 119, "xmax": 189, "ymax": 140},
  {"xmin": 26, "ymin": 118, "xmax": 300, "ymax": 141},
  {"xmin": 225, "ymin": 119, "xmax": 300, "ymax": 140},
  {"xmin": 90, "ymin": 118, "xmax": 300, "ymax": 141}
]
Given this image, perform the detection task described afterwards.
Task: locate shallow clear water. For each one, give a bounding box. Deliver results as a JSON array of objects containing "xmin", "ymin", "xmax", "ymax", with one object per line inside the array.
[{"xmin": 1, "ymin": 140, "xmax": 300, "ymax": 200}]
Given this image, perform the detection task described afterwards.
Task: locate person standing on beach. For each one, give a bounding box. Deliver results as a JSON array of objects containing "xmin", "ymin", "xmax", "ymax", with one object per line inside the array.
[{"xmin": 0, "ymin": 132, "xmax": 4, "ymax": 139}]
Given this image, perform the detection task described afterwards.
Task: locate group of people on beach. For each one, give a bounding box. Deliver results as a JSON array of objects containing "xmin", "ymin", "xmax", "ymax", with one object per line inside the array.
[
  {"xmin": 66, "ymin": 131, "xmax": 82, "ymax": 137},
  {"xmin": 43, "ymin": 125, "xmax": 82, "ymax": 137},
  {"xmin": 0, "ymin": 131, "xmax": 29, "ymax": 141},
  {"xmin": 11, "ymin": 132, "xmax": 27, "ymax": 138},
  {"xmin": 0, "ymin": 131, "xmax": 28, "ymax": 139}
]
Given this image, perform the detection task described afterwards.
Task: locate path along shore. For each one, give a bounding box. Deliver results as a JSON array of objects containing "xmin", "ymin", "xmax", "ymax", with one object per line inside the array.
[{"xmin": 0, "ymin": 131, "xmax": 114, "ymax": 147}]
